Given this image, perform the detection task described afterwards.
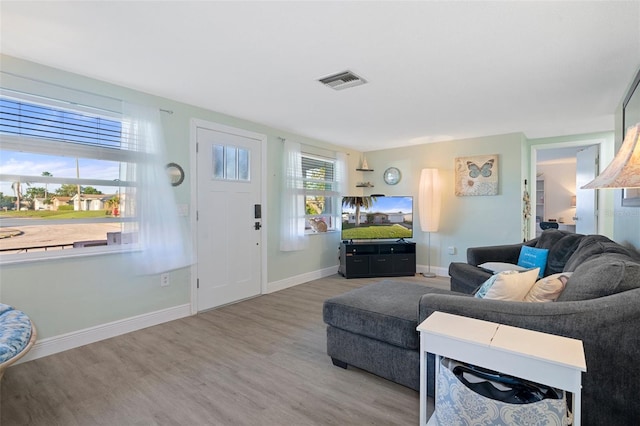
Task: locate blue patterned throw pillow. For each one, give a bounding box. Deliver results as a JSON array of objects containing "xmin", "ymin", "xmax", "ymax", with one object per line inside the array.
[
  {"xmin": 518, "ymin": 246, "xmax": 549, "ymax": 278},
  {"xmin": 474, "ymin": 274, "xmax": 499, "ymax": 298}
]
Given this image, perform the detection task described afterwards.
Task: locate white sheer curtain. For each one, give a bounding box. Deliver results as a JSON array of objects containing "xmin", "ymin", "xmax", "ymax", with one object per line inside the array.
[
  {"xmin": 121, "ymin": 102, "xmax": 193, "ymax": 274},
  {"xmin": 334, "ymin": 151, "xmax": 348, "ymax": 228},
  {"xmin": 280, "ymin": 140, "xmax": 308, "ymax": 251}
]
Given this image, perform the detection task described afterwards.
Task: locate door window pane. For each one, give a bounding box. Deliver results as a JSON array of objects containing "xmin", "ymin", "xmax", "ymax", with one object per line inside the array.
[
  {"xmin": 211, "ymin": 144, "xmax": 250, "ymax": 182},
  {"xmin": 225, "ymin": 147, "xmax": 237, "ymax": 180},
  {"xmin": 212, "ymin": 145, "xmax": 224, "ymax": 179},
  {"xmin": 238, "ymin": 148, "xmax": 249, "ymax": 181}
]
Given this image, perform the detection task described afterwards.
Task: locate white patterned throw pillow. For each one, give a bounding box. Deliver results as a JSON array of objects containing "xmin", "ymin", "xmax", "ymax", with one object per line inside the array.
[{"xmin": 475, "ymin": 268, "xmax": 540, "ymax": 301}]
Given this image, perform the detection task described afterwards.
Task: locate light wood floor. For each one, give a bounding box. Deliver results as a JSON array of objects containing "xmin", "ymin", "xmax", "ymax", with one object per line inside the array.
[{"xmin": 1, "ymin": 274, "xmax": 449, "ymax": 426}]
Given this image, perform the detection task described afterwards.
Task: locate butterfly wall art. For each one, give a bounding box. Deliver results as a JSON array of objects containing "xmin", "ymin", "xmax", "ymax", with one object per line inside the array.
[{"xmin": 455, "ymin": 154, "xmax": 499, "ymax": 196}]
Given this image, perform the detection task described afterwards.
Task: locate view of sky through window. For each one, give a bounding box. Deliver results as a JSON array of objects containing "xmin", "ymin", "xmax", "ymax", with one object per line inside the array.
[{"xmin": 0, "ymin": 98, "xmax": 123, "ymax": 197}]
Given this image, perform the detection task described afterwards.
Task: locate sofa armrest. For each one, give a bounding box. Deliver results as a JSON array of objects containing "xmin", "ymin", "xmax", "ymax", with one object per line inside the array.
[
  {"xmin": 466, "ymin": 241, "xmax": 529, "ymax": 266},
  {"xmin": 418, "ymin": 290, "xmax": 640, "ymax": 425},
  {"xmin": 448, "ymin": 263, "xmax": 492, "ymax": 294}
]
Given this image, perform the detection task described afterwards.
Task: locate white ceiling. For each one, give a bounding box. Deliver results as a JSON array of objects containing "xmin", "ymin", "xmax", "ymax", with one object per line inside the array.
[{"xmin": 1, "ymin": 1, "xmax": 639, "ymax": 152}]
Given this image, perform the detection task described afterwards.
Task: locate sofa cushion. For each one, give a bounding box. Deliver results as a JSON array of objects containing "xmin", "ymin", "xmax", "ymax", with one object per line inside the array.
[
  {"xmin": 478, "ymin": 262, "xmax": 528, "ymax": 273},
  {"xmin": 562, "ymin": 235, "xmax": 634, "ymax": 272},
  {"xmin": 534, "ymin": 229, "xmax": 572, "ymax": 251},
  {"xmin": 557, "ymin": 254, "xmax": 640, "ymax": 301},
  {"xmin": 323, "ymin": 280, "xmax": 435, "ymax": 350},
  {"xmin": 532, "ymin": 230, "xmax": 579, "ymax": 276},
  {"xmin": 0, "ymin": 304, "xmax": 33, "ymax": 364},
  {"xmin": 545, "ymin": 233, "xmax": 585, "ymax": 275}
]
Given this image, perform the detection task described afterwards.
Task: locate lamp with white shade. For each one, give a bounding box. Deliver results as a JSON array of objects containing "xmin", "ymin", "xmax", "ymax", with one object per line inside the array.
[
  {"xmin": 419, "ymin": 168, "xmax": 442, "ymax": 278},
  {"xmin": 582, "ymin": 123, "xmax": 640, "ymax": 189}
]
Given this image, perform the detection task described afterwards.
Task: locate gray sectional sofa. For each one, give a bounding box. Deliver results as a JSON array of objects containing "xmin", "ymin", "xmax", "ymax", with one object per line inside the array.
[{"xmin": 323, "ymin": 230, "xmax": 640, "ymax": 426}]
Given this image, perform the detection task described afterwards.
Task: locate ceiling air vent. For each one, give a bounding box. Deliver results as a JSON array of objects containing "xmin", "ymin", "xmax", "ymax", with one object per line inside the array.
[{"xmin": 318, "ymin": 70, "xmax": 367, "ymax": 91}]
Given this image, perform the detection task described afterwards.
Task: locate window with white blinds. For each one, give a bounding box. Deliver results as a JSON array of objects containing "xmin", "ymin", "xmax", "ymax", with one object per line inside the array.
[
  {"xmin": 0, "ymin": 96, "xmax": 130, "ymax": 257},
  {"xmin": 0, "ymin": 98, "xmax": 122, "ymax": 148},
  {"xmin": 302, "ymin": 153, "xmax": 337, "ymax": 232}
]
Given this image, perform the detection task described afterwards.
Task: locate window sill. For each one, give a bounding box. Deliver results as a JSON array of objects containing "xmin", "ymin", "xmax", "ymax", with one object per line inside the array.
[
  {"xmin": 304, "ymin": 230, "xmax": 339, "ymax": 236},
  {"xmin": 0, "ymin": 244, "xmax": 141, "ymax": 266}
]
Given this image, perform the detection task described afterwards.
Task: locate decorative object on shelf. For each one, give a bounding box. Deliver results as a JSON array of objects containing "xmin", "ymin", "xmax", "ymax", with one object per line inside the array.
[
  {"xmin": 166, "ymin": 162, "xmax": 185, "ymax": 187},
  {"xmin": 361, "ymin": 156, "xmax": 370, "ymax": 170},
  {"xmin": 355, "ymin": 182, "xmax": 374, "ymax": 187},
  {"xmin": 454, "ymin": 154, "xmax": 499, "ymax": 196},
  {"xmin": 419, "ymin": 168, "xmax": 441, "ymax": 278},
  {"xmin": 383, "ymin": 167, "xmax": 401, "ymax": 185}
]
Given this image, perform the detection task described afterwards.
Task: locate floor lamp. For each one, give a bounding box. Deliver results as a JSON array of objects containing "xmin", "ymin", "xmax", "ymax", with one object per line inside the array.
[{"xmin": 419, "ymin": 168, "xmax": 441, "ymax": 278}]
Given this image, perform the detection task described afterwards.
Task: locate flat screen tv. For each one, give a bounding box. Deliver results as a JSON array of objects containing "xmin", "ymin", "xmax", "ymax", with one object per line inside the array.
[{"xmin": 341, "ymin": 196, "xmax": 413, "ymax": 241}]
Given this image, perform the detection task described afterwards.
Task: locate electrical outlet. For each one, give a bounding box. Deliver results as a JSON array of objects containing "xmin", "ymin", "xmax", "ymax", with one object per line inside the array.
[
  {"xmin": 160, "ymin": 273, "xmax": 170, "ymax": 287},
  {"xmin": 448, "ymin": 246, "xmax": 456, "ymax": 255}
]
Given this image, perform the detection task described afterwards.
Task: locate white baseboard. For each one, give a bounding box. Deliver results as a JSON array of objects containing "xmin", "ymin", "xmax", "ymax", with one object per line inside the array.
[
  {"xmin": 416, "ymin": 264, "xmax": 449, "ymax": 278},
  {"xmin": 16, "ymin": 264, "xmax": 442, "ymax": 365},
  {"xmin": 267, "ymin": 264, "xmax": 447, "ymax": 294},
  {"xmin": 267, "ymin": 265, "xmax": 339, "ymax": 294},
  {"xmin": 17, "ymin": 303, "xmax": 192, "ymax": 364}
]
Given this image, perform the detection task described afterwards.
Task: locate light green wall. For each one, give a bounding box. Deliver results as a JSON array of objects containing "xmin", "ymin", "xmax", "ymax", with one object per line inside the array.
[
  {"xmin": 363, "ymin": 133, "xmax": 526, "ymax": 271},
  {"xmin": 0, "ymin": 55, "xmax": 361, "ymax": 339},
  {"xmin": 1, "ymin": 253, "xmax": 190, "ymax": 338}
]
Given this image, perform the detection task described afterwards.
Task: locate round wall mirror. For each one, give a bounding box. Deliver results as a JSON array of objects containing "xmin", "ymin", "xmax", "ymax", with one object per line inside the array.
[
  {"xmin": 166, "ymin": 163, "xmax": 185, "ymax": 186},
  {"xmin": 383, "ymin": 167, "xmax": 401, "ymax": 185}
]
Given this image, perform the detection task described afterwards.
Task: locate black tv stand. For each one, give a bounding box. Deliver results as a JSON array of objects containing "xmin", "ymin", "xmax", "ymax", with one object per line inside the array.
[{"xmin": 338, "ymin": 241, "xmax": 416, "ymax": 279}]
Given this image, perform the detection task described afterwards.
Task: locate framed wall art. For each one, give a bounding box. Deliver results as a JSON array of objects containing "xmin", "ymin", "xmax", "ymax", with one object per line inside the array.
[{"xmin": 455, "ymin": 154, "xmax": 499, "ymax": 196}]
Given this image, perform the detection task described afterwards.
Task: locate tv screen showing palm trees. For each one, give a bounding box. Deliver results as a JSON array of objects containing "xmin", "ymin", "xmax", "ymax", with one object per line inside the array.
[{"xmin": 341, "ymin": 196, "xmax": 413, "ymax": 240}]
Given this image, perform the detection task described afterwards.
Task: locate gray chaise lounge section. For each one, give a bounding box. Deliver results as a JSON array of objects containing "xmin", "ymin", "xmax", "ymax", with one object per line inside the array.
[{"xmin": 323, "ymin": 281, "xmax": 453, "ymax": 391}]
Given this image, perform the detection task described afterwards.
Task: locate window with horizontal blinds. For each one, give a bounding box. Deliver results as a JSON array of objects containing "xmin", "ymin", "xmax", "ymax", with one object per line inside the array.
[
  {"xmin": 0, "ymin": 95, "xmax": 130, "ymax": 257},
  {"xmin": 302, "ymin": 154, "xmax": 335, "ymax": 192},
  {"xmin": 301, "ymin": 153, "xmax": 337, "ymax": 232},
  {"xmin": 0, "ymin": 97, "xmax": 122, "ymax": 149}
]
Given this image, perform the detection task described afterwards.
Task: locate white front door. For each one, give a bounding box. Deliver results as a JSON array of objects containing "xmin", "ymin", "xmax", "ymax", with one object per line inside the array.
[
  {"xmin": 575, "ymin": 145, "xmax": 599, "ymax": 234},
  {"xmin": 195, "ymin": 122, "xmax": 264, "ymax": 311}
]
